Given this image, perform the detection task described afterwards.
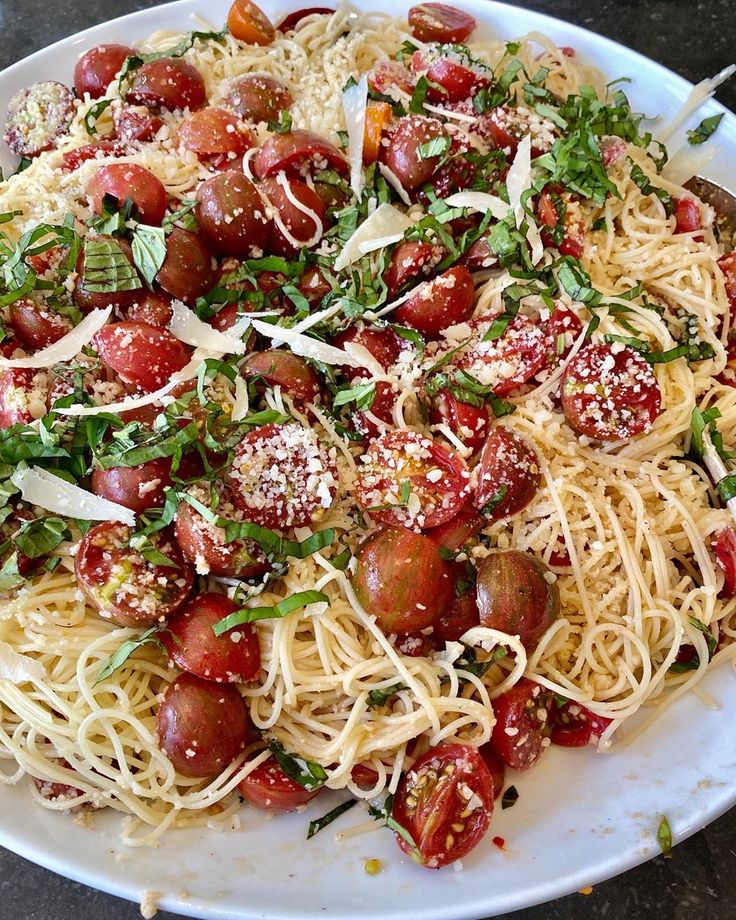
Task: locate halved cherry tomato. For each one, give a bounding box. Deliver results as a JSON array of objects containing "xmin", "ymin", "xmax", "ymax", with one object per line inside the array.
[
  {"xmin": 561, "ymin": 343, "xmax": 662, "ymax": 441},
  {"xmin": 260, "ymin": 176, "xmax": 326, "ymax": 256},
  {"xmin": 541, "ymin": 303, "xmax": 583, "ymax": 367},
  {"xmin": 157, "ymin": 673, "xmax": 248, "ymax": 777},
  {"xmin": 126, "ymin": 290, "xmax": 174, "ymax": 328},
  {"xmin": 351, "ymin": 380, "xmax": 398, "ymax": 440},
  {"xmin": 430, "ymin": 388, "xmax": 489, "ymax": 453},
  {"xmin": 255, "ymin": 129, "xmax": 348, "ymax": 178},
  {"xmin": 74, "ymin": 44, "xmax": 136, "ymax": 99},
  {"xmin": 600, "ymin": 136, "xmax": 627, "ymax": 168},
  {"xmin": 674, "ymin": 196, "xmax": 701, "ymax": 233},
  {"xmin": 224, "ymin": 74, "xmax": 292, "ymax": 123},
  {"xmin": 238, "ymin": 755, "xmax": 321, "ymax": 812},
  {"xmin": 75, "ymin": 522, "xmax": 193, "ymax": 628},
  {"xmin": 408, "ymin": 3, "xmax": 477, "ymax": 43},
  {"xmin": 33, "ymin": 759, "xmax": 87, "ymax": 806},
  {"xmin": 179, "ymin": 106, "xmax": 255, "ymax": 158},
  {"xmin": 156, "ymin": 228, "xmax": 215, "ymax": 303},
  {"xmin": 353, "ymin": 526, "xmax": 452, "ymax": 633},
  {"xmin": 94, "ymin": 322, "xmax": 192, "ymax": 393},
  {"xmin": 384, "ymin": 241, "xmax": 441, "ymax": 298},
  {"xmin": 391, "ymin": 742, "xmax": 493, "ymax": 868},
  {"xmin": 380, "ymin": 115, "xmax": 449, "ymax": 191},
  {"xmin": 127, "ymin": 58, "xmax": 207, "ymax": 111},
  {"xmin": 73, "ymin": 236, "xmax": 141, "ymax": 313},
  {"xmin": 481, "ymin": 105, "xmax": 555, "ymax": 157},
  {"xmin": 61, "ymin": 140, "xmax": 129, "ymax": 171},
  {"xmin": 395, "ymin": 632, "xmax": 432, "ymax": 656},
  {"xmin": 0, "ymin": 368, "xmax": 42, "ymax": 428},
  {"xmin": 537, "ymin": 188, "xmax": 585, "ymax": 259},
  {"xmin": 113, "ymin": 105, "xmax": 163, "ymax": 143},
  {"xmin": 195, "ymin": 172, "xmax": 270, "ymax": 258},
  {"xmin": 242, "ymin": 350, "xmax": 321, "ymax": 402},
  {"xmin": 394, "ymin": 265, "xmax": 475, "ymax": 339},
  {"xmin": 5, "ymin": 82, "xmax": 74, "ymax": 158},
  {"xmin": 363, "ymin": 101, "xmax": 392, "ymax": 165},
  {"xmin": 472, "ymin": 426, "xmax": 540, "ymax": 519},
  {"xmin": 332, "ymin": 323, "xmax": 405, "ymax": 373},
  {"xmin": 490, "ymin": 678, "xmax": 554, "ymax": 770},
  {"xmin": 550, "ymin": 701, "xmax": 612, "ymax": 747},
  {"xmin": 356, "ymin": 430, "xmax": 470, "ymax": 529},
  {"xmin": 297, "ymin": 266, "xmax": 332, "ymax": 306},
  {"xmin": 87, "ymin": 163, "xmax": 167, "ymax": 226},
  {"xmin": 454, "ymin": 314, "xmax": 548, "ymax": 396},
  {"xmin": 91, "ymin": 457, "xmax": 174, "ymax": 513},
  {"xmin": 717, "ymin": 252, "xmax": 736, "ymax": 312},
  {"xmin": 462, "ymin": 235, "xmax": 496, "ymax": 272},
  {"xmin": 714, "ymin": 527, "xmax": 736, "ymax": 599},
  {"xmin": 478, "ymin": 744, "xmax": 505, "ymax": 800},
  {"xmin": 368, "ymin": 60, "xmax": 416, "ymax": 96},
  {"xmin": 426, "ymin": 503, "xmax": 482, "ymax": 553},
  {"xmin": 419, "ymin": 55, "xmax": 490, "ymax": 104},
  {"xmin": 228, "ymin": 0, "xmax": 276, "ymax": 44},
  {"xmin": 9, "ymin": 299, "xmax": 71, "ymax": 350},
  {"xmin": 351, "ymin": 763, "xmax": 380, "ymax": 788},
  {"xmin": 278, "ymin": 6, "xmax": 335, "ymax": 31},
  {"xmin": 228, "ymin": 423, "xmax": 338, "ymax": 528}
]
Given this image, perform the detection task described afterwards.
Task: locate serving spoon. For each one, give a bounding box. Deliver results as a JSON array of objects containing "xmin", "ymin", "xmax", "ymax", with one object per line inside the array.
[{"xmin": 685, "ymin": 175, "xmax": 736, "ymax": 249}]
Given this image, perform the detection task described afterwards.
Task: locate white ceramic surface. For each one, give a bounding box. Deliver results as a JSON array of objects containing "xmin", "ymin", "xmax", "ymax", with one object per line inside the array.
[{"xmin": 0, "ymin": 2, "xmax": 734, "ymax": 918}]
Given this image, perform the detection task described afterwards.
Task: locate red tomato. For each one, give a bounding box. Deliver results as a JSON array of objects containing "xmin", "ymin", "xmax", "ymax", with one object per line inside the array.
[
  {"xmin": 548, "ymin": 538, "xmax": 572, "ymax": 570},
  {"xmin": 430, "ymin": 388, "xmax": 489, "ymax": 454},
  {"xmin": 550, "ymin": 701, "xmax": 612, "ymax": 747},
  {"xmin": 718, "ymin": 252, "xmax": 736, "ymax": 312},
  {"xmin": 421, "ymin": 56, "xmax": 490, "ymax": 104},
  {"xmin": 434, "ymin": 573, "xmax": 479, "ymax": 643},
  {"xmin": 472, "ymin": 426, "xmax": 540, "ymax": 519},
  {"xmin": 87, "ymin": 163, "xmax": 167, "ymax": 226},
  {"xmin": 93, "ymin": 322, "xmax": 192, "ymax": 393},
  {"xmin": 714, "ymin": 527, "xmax": 736, "ymax": 598},
  {"xmin": 332, "ymin": 324, "xmax": 405, "ymax": 373},
  {"xmin": 297, "ymin": 266, "xmax": 332, "ymax": 306},
  {"xmin": 61, "ymin": 140, "xmax": 129, "ymax": 172},
  {"xmin": 481, "ymin": 105, "xmax": 554, "ymax": 157},
  {"xmin": 73, "ymin": 236, "xmax": 141, "ymax": 313},
  {"xmin": 126, "ymin": 291, "xmax": 174, "ymax": 328},
  {"xmin": 127, "ymin": 58, "xmax": 207, "ymax": 111},
  {"xmin": 113, "ymin": 105, "xmax": 163, "ymax": 143},
  {"xmin": 228, "ymin": 423, "xmax": 338, "ymax": 528},
  {"xmin": 0, "ymin": 368, "xmax": 39, "ymax": 428},
  {"xmin": 224, "ymin": 74, "xmax": 292, "ymax": 123},
  {"xmin": 260, "ymin": 176, "xmax": 326, "ymax": 256},
  {"xmin": 490, "ymin": 678, "xmax": 554, "ymax": 770},
  {"xmin": 384, "ymin": 241, "xmax": 441, "ymax": 298},
  {"xmin": 600, "ymin": 137, "xmax": 627, "ymax": 168},
  {"xmin": 391, "ymin": 742, "xmax": 493, "ymax": 868},
  {"xmin": 9, "ymin": 299, "xmax": 70, "ymax": 350},
  {"xmin": 74, "ymin": 44, "xmax": 136, "ymax": 99},
  {"xmin": 75, "ymin": 522, "xmax": 193, "ymax": 628},
  {"xmin": 541, "ymin": 303, "xmax": 583, "ymax": 367},
  {"xmin": 394, "ymin": 265, "xmax": 475, "ymax": 340},
  {"xmin": 278, "ymin": 6, "xmax": 335, "ymax": 30},
  {"xmin": 462, "ymin": 235, "xmax": 496, "ymax": 272},
  {"xmin": 163, "ymin": 593, "xmax": 261, "ymax": 683},
  {"xmin": 674, "ymin": 196, "xmax": 701, "ymax": 233},
  {"xmin": 454, "ymin": 314, "xmax": 547, "ymax": 397},
  {"xmin": 561, "ymin": 343, "xmax": 662, "ymax": 440},
  {"xmin": 195, "ymin": 172, "xmax": 270, "ymax": 258},
  {"xmin": 91, "ymin": 457, "xmax": 174, "ymax": 513},
  {"xmin": 380, "ymin": 115, "xmax": 449, "ymax": 192},
  {"xmin": 242, "ymin": 350, "xmax": 321, "ymax": 402},
  {"xmin": 478, "ymin": 744, "xmax": 505, "ymax": 800},
  {"xmin": 179, "ymin": 106, "xmax": 255, "ymax": 158},
  {"xmin": 351, "ymin": 380, "xmax": 399, "ymax": 440},
  {"xmin": 368, "ymin": 60, "xmax": 416, "ymax": 96},
  {"xmin": 254, "ymin": 129, "xmax": 348, "ymax": 178},
  {"xmin": 356, "ymin": 430, "xmax": 470, "ymax": 530},
  {"xmin": 156, "ymin": 228, "xmax": 215, "ymax": 303},
  {"xmin": 157, "ymin": 673, "xmax": 248, "ymax": 777},
  {"xmin": 351, "ymin": 763, "xmax": 380, "ymax": 788},
  {"xmin": 228, "ymin": 0, "xmax": 276, "ymax": 44},
  {"xmin": 5, "ymin": 82, "xmax": 75, "ymax": 158},
  {"xmin": 407, "ymin": 3, "xmax": 477, "ymax": 43},
  {"xmin": 426, "ymin": 503, "xmax": 483, "ymax": 553},
  {"xmin": 537, "ymin": 188, "xmax": 585, "ymax": 259},
  {"xmin": 238, "ymin": 756, "xmax": 321, "ymax": 812}
]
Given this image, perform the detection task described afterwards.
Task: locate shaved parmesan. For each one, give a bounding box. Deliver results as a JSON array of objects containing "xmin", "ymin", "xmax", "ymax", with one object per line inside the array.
[
  {"xmin": 378, "ymin": 163, "xmax": 412, "ymax": 206},
  {"xmin": 276, "ymin": 172, "xmax": 323, "ymax": 247},
  {"xmin": 444, "ymin": 191, "xmax": 509, "ymax": 220},
  {"xmin": 373, "ymin": 283, "xmax": 425, "ymax": 318},
  {"xmin": 334, "ymin": 203, "xmax": 414, "ymax": 272},
  {"xmin": 11, "ymin": 467, "xmax": 136, "ymax": 526},
  {"xmin": 0, "ymin": 642, "xmax": 45, "ymax": 684},
  {"xmin": 269, "ymin": 302, "xmax": 343, "ymax": 347},
  {"xmin": 251, "ymin": 319, "xmax": 363, "ymax": 368},
  {"xmin": 342, "ymin": 341, "xmax": 385, "ymax": 377},
  {"xmin": 506, "ymin": 134, "xmax": 532, "ymax": 228},
  {"xmin": 168, "ymin": 300, "xmax": 247, "ymax": 354},
  {"xmin": 663, "ymin": 143, "xmax": 719, "ymax": 186},
  {"xmin": 0, "ymin": 307, "xmax": 112, "ymax": 369},
  {"xmin": 343, "ymin": 75, "xmax": 368, "ymax": 199},
  {"xmin": 659, "ymin": 65, "xmax": 736, "ymax": 143},
  {"xmin": 231, "ymin": 374, "xmax": 249, "ymax": 422}
]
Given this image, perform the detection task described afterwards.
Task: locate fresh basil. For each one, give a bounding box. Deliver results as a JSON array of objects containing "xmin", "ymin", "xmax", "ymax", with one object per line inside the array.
[
  {"xmin": 117, "ymin": 28, "xmax": 228, "ymax": 86},
  {"xmin": 366, "ymin": 681, "xmax": 408, "ymax": 709},
  {"xmin": 479, "ymin": 485, "xmax": 508, "ymax": 517},
  {"xmin": 213, "ymin": 589, "xmax": 329, "ymax": 634},
  {"xmin": 501, "ymin": 785, "xmax": 519, "ymax": 809},
  {"xmin": 82, "ymin": 237, "xmax": 142, "ymax": 293},
  {"xmin": 628, "ymin": 160, "xmax": 674, "ymax": 216},
  {"xmin": 333, "ymin": 381, "xmax": 376, "ymax": 411},
  {"xmin": 14, "ymin": 517, "xmax": 70, "ymax": 559},
  {"xmin": 83, "ymin": 98, "xmax": 113, "ymax": 136},
  {"xmin": 94, "ymin": 625, "xmax": 169, "ymax": 686},
  {"xmin": 0, "ymin": 552, "xmax": 26, "ymax": 591},
  {"xmin": 132, "ymin": 225, "xmax": 167, "ymax": 287},
  {"xmin": 268, "ymin": 740, "xmax": 328, "ymax": 791},
  {"xmin": 307, "ymin": 799, "xmax": 357, "ymax": 839},
  {"xmin": 162, "ymin": 198, "xmax": 198, "ymax": 233},
  {"xmin": 417, "ymin": 136, "xmax": 452, "ymax": 161},
  {"xmin": 369, "ymin": 793, "xmax": 422, "ymax": 862},
  {"xmin": 686, "ymin": 113, "xmax": 723, "ymax": 146}
]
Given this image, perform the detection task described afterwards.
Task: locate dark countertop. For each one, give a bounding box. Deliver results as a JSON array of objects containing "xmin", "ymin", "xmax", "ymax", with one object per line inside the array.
[{"xmin": 0, "ymin": 1, "xmax": 734, "ymax": 918}]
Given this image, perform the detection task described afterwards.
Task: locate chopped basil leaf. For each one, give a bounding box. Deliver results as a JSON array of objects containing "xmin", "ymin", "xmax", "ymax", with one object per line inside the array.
[
  {"xmin": 83, "ymin": 98, "xmax": 113, "ymax": 136},
  {"xmin": 717, "ymin": 473, "xmax": 736, "ymax": 504},
  {"xmin": 366, "ymin": 681, "xmax": 408, "ymax": 709},
  {"xmin": 479, "ymin": 485, "xmax": 508, "ymax": 517},
  {"xmin": 409, "ymin": 76, "xmax": 432, "ymax": 114},
  {"xmin": 87, "ymin": 194, "xmax": 136, "ymax": 236},
  {"xmin": 162, "ymin": 198, "xmax": 198, "ymax": 233},
  {"xmin": 455, "ymin": 643, "xmax": 507, "ymax": 679},
  {"xmin": 333, "ymin": 381, "xmax": 376, "ymax": 411},
  {"xmin": 212, "ymin": 589, "xmax": 330, "ymax": 634},
  {"xmin": 132, "ymin": 224, "xmax": 167, "ymax": 288},
  {"xmin": 656, "ymin": 815, "xmax": 672, "ymax": 857},
  {"xmin": 330, "ymin": 547, "xmax": 352, "ymax": 571},
  {"xmin": 686, "ymin": 113, "xmax": 724, "ymax": 146},
  {"xmin": 628, "ymin": 161, "xmax": 674, "ymax": 216},
  {"xmin": 267, "ymin": 110, "xmax": 293, "ymax": 134},
  {"xmin": 82, "ymin": 237, "xmax": 142, "ymax": 293},
  {"xmin": 390, "ymin": 324, "xmax": 426, "ymax": 354},
  {"xmin": 268, "ymin": 740, "xmax": 328, "ymax": 791},
  {"xmin": 14, "ymin": 517, "xmax": 70, "ymax": 559},
  {"xmin": 94, "ymin": 626, "xmax": 168, "ymax": 686},
  {"xmin": 0, "ymin": 552, "xmax": 26, "ymax": 591},
  {"xmin": 591, "ymin": 216, "xmax": 608, "ymax": 232},
  {"xmin": 369, "ymin": 793, "xmax": 422, "ymax": 862},
  {"xmin": 399, "ymin": 479, "xmax": 411, "ymax": 504},
  {"xmin": 307, "ymin": 799, "xmax": 357, "ymax": 839},
  {"xmin": 501, "ymin": 785, "xmax": 519, "ymax": 809},
  {"xmin": 417, "ymin": 136, "xmax": 452, "ymax": 161}
]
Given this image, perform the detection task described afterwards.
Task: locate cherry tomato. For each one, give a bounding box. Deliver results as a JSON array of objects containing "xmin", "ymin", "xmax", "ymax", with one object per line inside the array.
[
  {"xmin": 242, "ymin": 350, "xmax": 321, "ymax": 402},
  {"xmin": 380, "ymin": 115, "xmax": 449, "ymax": 191},
  {"xmin": 426, "ymin": 503, "xmax": 483, "ymax": 553},
  {"xmin": 93, "ymin": 322, "xmax": 192, "ymax": 393},
  {"xmin": 476, "ymin": 550, "xmax": 560, "ymax": 649},
  {"xmin": 254, "ymin": 129, "xmax": 348, "ymax": 178},
  {"xmin": 353, "ymin": 527, "xmax": 452, "ymax": 633},
  {"xmin": 394, "ymin": 265, "xmax": 475, "ymax": 340},
  {"xmin": 224, "ymin": 74, "xmax": 292, "ymax": 123},
  {"xmin": 179, "ymin": 106, "xmax": 255, "ymax": 158},
  {"xmin": 228, "ymin": 0, "xmax": 276, "ymax": 44},
  {"xmin": 33, "ymin": 759, "xmax": 88, "ymax": 806},
  {"xmin": 9, "ymin": 299, "xmax": 71, "ymax": 350},
  {"xmin": 421, "ymin": 55, "xmax": 490, "ymax": 104},
  {"xmin": 113, "ymin": 104, "xmax": 163, "ymax": 143},
  {"xmin": 674, "ymin": 196, "xmax": 701, "ymax": 233},
  {"xmin": 391, "ymin": 742, "xmax": 493, "ymax": 868},
  {"xmin": 72, "ymin": 236, "xmax": 141, "ymax": 313},
  {"xmin": 351, "ymin": 380, "xmax": 398, "ymax": 440},
  {"xmin": 717, "ymin": 251, "xmax": 736, "ymax": 312},
  {"xmin": 714, "ymin": 527, "xmax": 736, "ymax": 598},
  {"xmin": 127, "ymin": 58, "xmax": 207, "ymax": 111},
  {"xmin": 408, "ymin": 3, "xmax": 476, "ymax": 42},
  {"xmin": 454, "ymin": 314, "xmax": 547, "ymax": 396},
  {"xmin": 550, "ymin": 701, "xmax": 612, "ymax": 747},
  {"xmin": 332, "ymin": 323, "xmax": 405, "ymax": 372},
  {"xmin": 278, "ymin": 6, "xmax": 335, "ymax": 30},
  {"xmin": 472, "ymin": 426, "xmax": 540, "ymax": 519},
  {"xmin": 61, "ymin": 140, "xmax": 129, "ymax": 171},
  {"xmin": 434, "ymin": 571, "xmax": 479, "ymax": 643},
  {"xmin": 420, "ymin": 147, "xmax": 476, "ymax": 202},
  {"xmin": 195, "ymin": 172, "xmax": 270, "ymax": 258},
  {"xmin": 87, "ymin": 163, "xmax": 167, "ymax": 226},
  {"xmin": 260, "ymin": 176, "xmax": 326, "ymax": 256},
  {"xmin": 561, "ymin": 343, "xmax": 662, "ymax": 440},
  {"xmin": 478, "ymin": 744, "xmax": 505, "ymax": 800},
  {"xmin": 156, "ymin": 228, "xmax": 215, "ymax": 303},
  {"xmin": 75, "ymin": 522, "xmax": 193, "ymax": 628},
  {"xmin": 490, "ymin": 678, "xmax": 554, "ymax": 770},
  {"xmin": 157, "ymin": 672, "xmax": 248, "ymax": 777},
  {"xmin": 430, "ymin": 388, "xmax": 489, "ymax": 453},
  {"xmin": 462, "ymin": 235, "xmax": 496, "ymax": 272},
  {"xmin": 537, "ymin": 188, "xmax": 585, "ymax": 259},
  {"xmin": 91, "ymin": 457, "xmax": 174, "ymax": 514},
  {"xmin": 238, "ymin": 756, "xmax": 321, "ymax": 812},
  {"xmin": 351, "ymin": 763, "xmax": 380, "ymax": 788},
  {"xmin": 363, "ymin": 101, "xmax": 392, "ymax": 165},
  {"xmin": 600, "ymin": 136, "xmax": 627, "ymax": 168},
  {"xmin": 356, "ymin": 430, "xmax": 470, "ymax": 529},
  {"xmin": 4, "ymin": 81, "xmax": 74, "ymax": 158},
  {"xmin": 368, "ymin": 60, "xmax": 416, "ymax": 96},
  {"xmin": 228, "ymin": 423, "xmax": 338, "ymax": 528},
  {"xmin": 126, "ymin": 290, "xmax": 174, "ymax": 328},
  {"xmin": 384, "ymin": 241, "xmax": 442, "ymax": 298},
  {"xmin": 0, "ymin": 368, "xmax": 41, "ymax": 428},
  {"xmin": 74, "ymin": 44, "xmax": 136, "ymax": 99},
  {"xmin": 541, "ymin": 303, "xmax": 583, "ymax": 367},
  {"xmin": 548, "ymin": 538, "xmax": 572, "ymax": 570},
  {"xmin": 297, "ymin": 266, "xmax": 332, "ymax": 306},
  {"xmin": 482, "ymin": 105, "xmax": 554, "ymax": 157}
]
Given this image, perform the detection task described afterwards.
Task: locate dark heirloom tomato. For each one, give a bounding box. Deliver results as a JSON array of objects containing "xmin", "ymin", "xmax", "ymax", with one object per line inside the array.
[
  {"xmin": 195, "ymin": 172, "xmax": 270, "ymax": 258},
  {"xmin": 391, "ymin": 743, "xmax": 493, "ymax": 868},
  {"xmin": 356, "ymin": 430, "xmax": 470, "ymax": 530},
  {"xmin": 228, "ymin": 0, "xmax": 276, "ymax": 44},
  {"xmin": 674, "ymin": 196, "xmax": 701, "ymax": 233},
  {"xmin": 179, "ymin": 106, "xmax": 255, "ymax": 157},
  {"xmin": 351, "ymin": 763, "xmax": 380, "ymax": 788},
  {"xmin": 224, "ymin": 74, "xmax": 292, "ymax": 123},
  {"xmin": 478, "ymin": 744, "xmax": 505, "ymax": 800},
  {"xmin": 407, "ymin": 3, "xmax": 477, "ymax": 43},
  {"xmin": 126, "ymin": 290, "xmax": 174, "ymax": 328},
  {"xmin": 113, "ymin": 105, "xmax": 163, "ymax": 143},
  {"xmin": 73, "ymin": 236, "xmax": 141, "ymax": 313},
  {"xmin": 541, "ymin": 303, "xmax": 583, "ymax": 367},
  {"xmin": 157, "ymin": 673, "xmax": 248, "ymax": 777},
  {"xmin": 332, "ymin": 323, "xmax": 405, "ymax": 373},
  {"xmin": 242, "ymin": 350, "xmax": 321, "ymax": 402},
  {"xmin": 228, "ymin": 423, "xmax": 338, "ymax": 528},
  {"xmin": 455, "ymin": 314, "xmax": 547, "ymax": 397},
  {"xmin": 713, "ymin": 527, "xmax": 736, "ymax": 599},
  {"xmin": 422, "ymin": 56, "xmax": 490, "ymax": 104},
  {"xmin": 481, "ymin": 105, "xmax": 555, "ymax": 158},
  {"xmin": 476, "ymin": 550, "xmax": 560, "ymax": 650},
  {"xmin": 74, "ymin": 44, "xmax": 136, "ymax": 99},
  {"xmin": 472, "ymin": 427, "xmax": 540, "ymax": 520},
  {"xmin": 156, "ymin": 228, "xmax": 215, "ymax": 302},
  {"xmin": 491, "ymin": 678, "xmax": 554, "ymax": 771},
  {"xmin": 380, "ymin": 115, "xmax": 449, "ymax": 191},
  {"xmin": 561, "ymin": 343, "xmax": 662, "ymax": 441},
  {"xmin": 260, "ymin": 176, "xmax": 326, "ymax": 256},
  {"xmin": 427, "ymin": 503, "xmax": 482, "ymax": 553},
  {"xmin": 394, "ymin": 266, "xmax": 474, "ymax": 340},
  {"xmin": 0, "ymin": 368, "xmax": 38, "ymax": 428},
  {"xmin": 91, "ymin": 457, "xmax": 174, "ymax": 513},
  {"xmin": 238, "ymin": 756, "xmax": 321, "ymax": 813},
  {"xmin": 352, "ymin": 527, "xmax": 452, "ymax": 633},
  {"xmin": 430, "ymin": 388, "xmax": 489, "ymax": 454},
  {"xmin": 462, "ymin": 236, "xmax": 495, "ymax": 272},
  {"xmin": 4, "ymin": 81, "xmax": 75, "ymax": 158},
  {"xmin": 434, "ymin": 577, "xmax": 479, "ymax": 644},
  {"xmin": 94, "ymin": 322, "xmax": 192, "ymax": 393},
  {"xmin": 384, "ymin": 241, "xmax": 440, "ymax": 298},
  {"xmin": 551, "ymin": 701, "xmax": 612, "ymax": 747},
  {"xmin": 9, "ymin": 299, "xmax": 71, "ymax": 350},
  {"xmin": 278, "ymin": 6, "xmax": 335, "ymax": 30},
  {"xmin": 87, "ymin": 163, "xmax": 167, "ymax": 226},
  {"xmin": 128, "ymin": 58, "xmax": 206, "ymax": 111},
  {"xmin": 254, "ymin": 129, "xmax": 348, "ymax": 179},
  {"xmin": 297, "ymin": 266, "xmax": 331, "ymax": 306},
  {"xmin": 75, "ymin": 522, "xmax": 193, "ymax": 628},
  {"xmin": 61, "ymin": 140, "xmax": 129, "ymax": 172},
  {"xmin": 396, "ymin": 632, "xmax": 432, "ymax": 656},
  {"xmin": 163, "ymin": 593, "xmax": 261, "ymax": 683}
]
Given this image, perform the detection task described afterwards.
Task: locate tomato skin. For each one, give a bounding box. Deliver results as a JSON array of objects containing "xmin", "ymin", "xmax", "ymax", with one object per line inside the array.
[
  {"xmin": 714, "ymin": 527, "xmax": 736, "ymax": 599},
  {"xmin": 717, "ymin": 252, "xmax": 736, "ymax": 313},
  {"xmin": 537, "ymin": 189, "xmax": 585, "ymax": 259},
  {"xmin": 33, "ymin": 759, "xmax": 87, "ymax": 806},
  {"xmin": 478, "ymin": 744, "xmax": 505, "ymax": 800},
  {"xmin": 126, "ymin": 290, "xmax": 174, "ymax": 328},
  {"xmin": 127, "ymin": 58, "xmax": 207, "ymax": 111},
  {"xmin": 351, "ymin": 380, "xmax": 398, "ymax": 440},
  {"xmin": 472, "ymin": 427, "xmax": 540, "ymax": 520},
  {"xmin": 73, "ymin": 236, "xmax": 141, "ymax": 313},
  {"xmin": 278, "ymin": 6, "xmax": 335, "ymax": 30},
  {"xmin": 408, "ymin": 3, "xmax": 477, "ymax": 43},
  {"xmin": 391, "ymin": 742, "xmax": 493, "ymax": 868},
  {"xmin": 426, "ymin": 503, "xmax": 483, "ymax": 553},
  {"xmin": 368, "ymin": 60, "xmax": 416, "ymax": 96},
  {"xmin": 238, "ymin": 756, "xmax": 321, "ymax": 812},
  {"xmin": 260, "ymin": 176, "xmax": 326, "ymax": 256},
  {"xmin": 228, "ymin": 0, "xmax": 276, "ymax": 44},
  {"xmin": 490, "ymin": 678, "xmax": 554, "ymax": 771},
  {"xmin": 542, "ymin": 303, "xmax": 583, "ymax": 367},
  {"xmin": 113, "ymin": 105, "xmax": 163, "ymax": 143},
  {"xmin": 9, "ymin": 299, "xmax": 70, "ymax": 350},
  {"xmin": 74, "ymin": 44, "xmax": 136, "ymax": 99},
  {"xmin": 462, "ymin": 235, "xmax": 496, "ymax": 272},
  {"xmin": 87, "ymin": 163, "xmax": 167, "ymax": 226},
  {"xmin": 297, "ymin": 266, "xmax": 331, "ymax": 306},
  {"xmin": 550, "ymin": 702, "xmax": 612, "ymax": 747},
  {"xmin": 351, "ymin": 763, "xmax": 380, "ymax": 788},
  {"xmin": 434, "ymin": 577, "xmax": 479, "ymax": 644},
  {"xmin": 224, "ymin": 74, "xmax": 292, "ymax": 123},
  {"xmin": 157, "ymin": 673, "xmax": 248, "ymax": 778},
  {"xmin": 179, "ymin": 106, "xmax": 255, "ymax": 157},
  {"xmin": 91, "ymin": 457, "xmax": 174, "ymax": 513},
  {"xmin": 242, "ymin": 350, "xmax": 321, "ymax": 402},
  {"xmin": 156, "ymin": 228, "xmax": 215, "ymax": 303},
  {"xmin": 430, "ymin": 389, "xmax": 489, "ymax": 454},
  {"xmin": 195, "ymin": 172, "xmax": 270, "ymax": 258},
  {"xmin": 380, "ymin": 115, "xmax": 449, "ymax": 192},
  {"xmin": 353, "ymin": 527, "xmax": 452, "ymax": 633},
  {"xmin": 61, "ymin": 140, "xmax": 129, "ymax": 172},
  {"xmin": 384, "ymin": 241, "xmax": 440, "ymax": 298},
  {"xmin": 674, "ymin": 196, "xmax": 701, "ymax": 233},
  {"xmin": 394, "ymin": 265, "xmax": 475, "ymax": 340},
  {"xmin": 94, "ymin": 322, "xmax": 191, "ymax": 393},
  {"xmin": 254, "ymin": 129, "xmax": 349, "ymax": 179},
  {"xmin": 423, "ymin": 57, "xmax": 489, "ymax": 103}
]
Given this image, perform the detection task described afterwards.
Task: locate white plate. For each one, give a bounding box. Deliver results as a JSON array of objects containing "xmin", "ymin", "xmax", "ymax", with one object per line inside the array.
[{"xmin": 0, "ymin": 2, "xmax": 735, "ymax": 918}]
